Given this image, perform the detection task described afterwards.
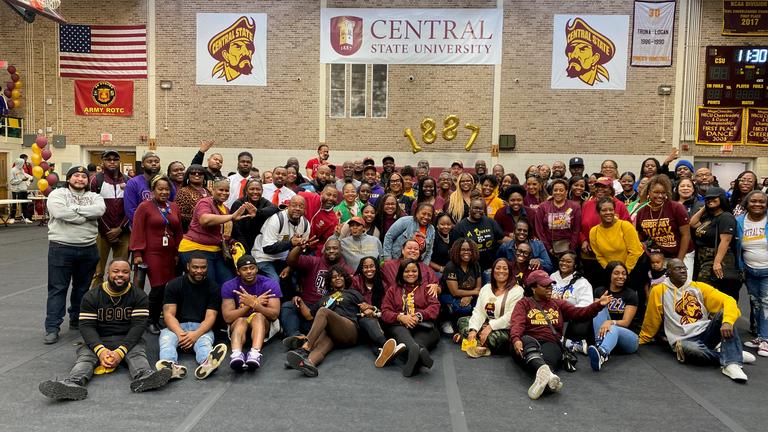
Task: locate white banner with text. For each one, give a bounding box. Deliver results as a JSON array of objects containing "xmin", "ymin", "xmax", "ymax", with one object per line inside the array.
[{"xmin": 631, "ymin": 1, "xmax": 675, "ymax": 67}]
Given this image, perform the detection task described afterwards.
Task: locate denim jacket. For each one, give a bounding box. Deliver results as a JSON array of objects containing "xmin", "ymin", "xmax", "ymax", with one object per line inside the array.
[
  {"xmin": 382, "ymin": 216, "xmax": 435, "ymax": 264},
  {"xmin": 496, "ymin": 239, "xmax": 554, "ymax": 274}
]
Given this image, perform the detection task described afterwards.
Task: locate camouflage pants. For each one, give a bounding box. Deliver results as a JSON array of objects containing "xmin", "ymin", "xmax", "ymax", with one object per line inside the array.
[{"xmin": 456, "ymin": 316, "xmax": 510, "ymax": 354}]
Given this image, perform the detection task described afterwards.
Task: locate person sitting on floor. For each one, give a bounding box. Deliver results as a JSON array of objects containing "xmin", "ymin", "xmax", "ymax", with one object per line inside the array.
[{"xmin": 39, "ymin": 260, "xmax": 172, "ymax": 400}]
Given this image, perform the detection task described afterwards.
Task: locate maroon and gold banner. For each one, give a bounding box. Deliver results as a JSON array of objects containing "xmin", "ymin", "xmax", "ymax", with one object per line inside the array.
[
  {"xmin": 746, "ymin": 108, "xmax": 768, "ymax": 146},
  {"xmin": 723, "ymin": 1, "xmax": 768, "ymax": 35},
  {"xmin": 695, "ymin": 107, "xmax": 744, "ymax": 145},
  {"xmin": 74, "ymin": 80, "xmax": 133, "ymax": 116}
]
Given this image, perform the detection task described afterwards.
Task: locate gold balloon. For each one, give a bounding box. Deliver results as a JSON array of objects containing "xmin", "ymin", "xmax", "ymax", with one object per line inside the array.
[
  {"xmin": 37, "ymin": 179, "xmax": 49, "ymax": 191},
  {"xmin": 464, "ymin": 124, "xmax": 480, "ymax": 152},
  {"xmin": 404, "ymin": 128, "xmax": 422, "ymax": 153},
  {"xmin": 32, "ymin": 165, "xmax": 44, "ymax": 178},
  {"xmin": 442, "ymin": 115, "xmax": 459, "ymax": 141},
  {"xmin": 14, "ymin": 81, "xmax": 22, "ymax": 89},
  {"xmin": 420, "ymin": 117, "xmax": 437, "ymax": 144},
  {"xmin": 31, "ymin": 153, "xmax": 42, "ymax": 166},
  {"xmin": 31, "ymin": 143, "xmax": 41, "ymax": 155},
  {"xmin": 11, "ymin": 99, "xmax": 21, "ymax": 109},
  {"xmin": 10, "ymin": 89, "xmax": 20, "ymax": 99}
]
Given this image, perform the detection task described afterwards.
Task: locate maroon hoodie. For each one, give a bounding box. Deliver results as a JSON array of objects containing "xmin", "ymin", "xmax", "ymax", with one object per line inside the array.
[{"xmin": 90, "ymin": 171, "xmax": 128, "ymax": 236}]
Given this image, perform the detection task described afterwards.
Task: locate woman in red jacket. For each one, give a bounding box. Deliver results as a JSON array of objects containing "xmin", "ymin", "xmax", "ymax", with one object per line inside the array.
[
  {"xmin": 381, "ymin": 258, "xmax": 440, "ymax": 377},
  {"xmin": 129, "ymin": 175, "xmax": 183, "ymax": 334},
  {"xmin": 510, "ymin": 270, "xmax": 611, "ymax": 400}
]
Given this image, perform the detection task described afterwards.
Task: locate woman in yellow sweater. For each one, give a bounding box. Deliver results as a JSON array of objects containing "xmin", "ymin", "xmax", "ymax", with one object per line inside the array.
[{"xmin": 589, "ymin": 197, "xmax": 644, "ymax": 284}]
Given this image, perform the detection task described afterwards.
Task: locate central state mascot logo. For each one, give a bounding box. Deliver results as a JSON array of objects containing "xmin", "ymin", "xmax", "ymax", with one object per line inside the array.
[
  {"xmin": 208, "ymin": 16, "xmax": 256, "ymax": 82},
  {"xmin": 564, "ymin": 17, "xmax": 616, "ymax": 86},
  {"xmin": 330, "ymin": 16, "xmax": 363, "ymax": 56}
]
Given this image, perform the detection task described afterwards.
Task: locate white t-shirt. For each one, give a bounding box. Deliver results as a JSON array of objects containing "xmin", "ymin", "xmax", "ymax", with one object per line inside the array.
[{"xmin": 742, "ymin": 216, "xmax": 768, "ymax": 269}]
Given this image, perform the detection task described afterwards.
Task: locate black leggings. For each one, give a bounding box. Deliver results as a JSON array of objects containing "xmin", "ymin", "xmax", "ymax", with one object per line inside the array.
[
  {"xmin": 148, "ymin": 284, "xmax": 164, "ymax": 325},
  {"xmin": 306, "ymin": 308, "xmax": 358, "ymax": 366},
  {"xmin": 359, "ymin": 317, "xmax": 388, "ymax": 348},
  {"xmin": 514, "ymin": 335, "xmax": 562, "ymax": 374},
  {"xmin": 564, "ymin": 321, "xmax": 593, "ymax": 345},
  {"xmin": 386, "ymin": 324, "xmax": 440, "ymax": 354}
]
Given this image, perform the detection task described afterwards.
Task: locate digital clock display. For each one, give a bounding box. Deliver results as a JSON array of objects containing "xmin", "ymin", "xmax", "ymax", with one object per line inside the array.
[{"xmin": 705, "ymin": 46, "xmax": 767, "ymax": 107}]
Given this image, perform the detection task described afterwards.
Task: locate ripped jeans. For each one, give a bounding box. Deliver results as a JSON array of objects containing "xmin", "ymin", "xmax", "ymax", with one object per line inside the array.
[
  {"xmin": 158, "ymin": 322, "xmax": 215, "ymax": 365},
  {"xmin": 745, "ymin": 266, "xmax": 768, "ymax": 339}
]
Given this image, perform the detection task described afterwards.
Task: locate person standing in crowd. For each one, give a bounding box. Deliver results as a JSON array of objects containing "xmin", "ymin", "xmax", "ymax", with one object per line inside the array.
[
  {"xmin": 380, "ymin": 155, "xmax": 396, "ymax": 188},
  {"xmin": 599, "ymin": 160, "xmax": 623, "ymax": 193},
  {"xmin": 333, "ymin": 216, "xmax": 382, "ymax": 270},
  {"xmin": 567, "ymin": 175, "xmax": 589, "ymax": 206},
  {"xmin": 363, "ymin": 165, "xmax": 385, "ymax": 205},
  {"xmin": 166, "ymin": 161, "xmax": 186, "ymax": 191},
  {"xmin": 635, "ymin": 174, "xmax": 692, "ymax": 263},
  {"xmin": 580, "ymin": 177, "xmax": 631, "ymax": 283},
  {"xmin": 157, "ymin": 253, "xmax": 227, "ymax": 380},
  {"xmin": 523, "ymin": 174, "xmax": 549, "ymax": 212},
  {"xmin": 589, "ymin": 197, "xmax": 644, "ymax": 287},
  {"xmin": 730, "ymin": 171, "xmax": 759, "ymax": 216},
  {"xmin": 44, "ymin": 166, "xmax": 106, "ymax": 345},
  {"xmin": 383, "ymin": 202, "xmax": 435, "ymax": 264},
  {"xmin": 300, "ymin": 184, "xmax": 341, "ymax": 256},
  {"xmin": 381, "ymin": 259, "xmax": 440, "ymax": 377},
  {"xmin": 690, "ymin": 187, "xmax": 740, "ymax": 300},
  {"xmin": 221, "ymin": 255, "xmax": 282, "ymax": 371},
  {"xmin": 175, "ymin": 165, "xmax": 210, "ymax": 232},
  {"xmin": 551, "ymin": 251, "xmax": 594, "ymax": 353},
  {"xmin": 338, "ymin": 203, "xmax": 379, "ymax": 239},
  {"xmin": 230, "ymin": 179, "xmax": 279, "ymax": 253},
  {"xmin": 695, "ymin": 167, "xmax": 715, "ymax": 197},
  {"xmin": 495, "ymin": 184, "xmax": 530, "ymax": 237},
  {"xmin": 39, "ymin": 260, "xmax": 171, "ymax": 400},
  {"xmin": 305, "ymin": 144, "xmax": 330, "ymax": 179},
  {"xmin": 334, "ymin": 182, "xmax": 363, "ymax": 224},
  {"xmin": 439, "ymin": 239, "xmax": 483, "ymax": 337},
  {"xmin": 639, "ymin": 259, "xmax": 754, "ymax": 383},
  {"xmin": 400, "ymin": 165, "xmax": 417, "ymax": 199},
  {"xmin": 616, "ymin": 172, "xmax": 638, "ymax": 203},
  {"xmin": 298, "ymin": 164, "xmax": 333, "ymax": 194},
  {"xmin": 535, "ymin": 178, "xmax": 581, "ymax": 263},
  {"xmin": 736, "ymin": 190, "xmax": 768, "ymax": 356},
  {"xmin": 251, "ymin": 195, "xmax": 310, "ymax": 280},
  {"xmin": 458, "ymin": 258, "xmax": 524, "ymax": 355},
  {"xmin": 284, "ymin": 266, "xmax": 364, "ymax": 378},
  {"xmin": 475, "ymin": 160, "xmax": 488, "ymax": 180},
  {"xmin": 335, "ymin": 160, "xmax": 361, "ymax": 192},
  {"xmin": 587, "ymin": 261, "xmax": 639, "ymax": 372},
  {"xmin": 412, "ymin": 176, "xmax": 445, "ymax": 215},
  {"xmin": 284, "ymin": 165, "xmax": 301, "ymax": 193},
  {"xmin": 675, "ymin": 177, "xmax": 703, "ymax": 217},
  {"xmin": 130, "ymin": 175, "xmax": 184, "ymax": 335},
  {"xmin": 373, "ymin": 193, "xmax": 404, "ymax": 242},
  {"xmin": 224, "ymin": 152, "xmax": 253, "ymax": 209},
  {"xmin": 124, "ymin": 152, "xmax": 164, "ymax": 225},
  {"xmin": 638, "ymin": 151, "xmax": 676, "ymax": 183},
  {"xmin": 263, "ymin": 166, "xmax": 296, "ymax": 207},
  {"xmin": 285, "ymin": 157, "xmax": 307, "ymax": 185},
  {"xmin": 385, "ymin": 172, "xmax": 414, "ymax": 216},
  {"xmin": 675, "ymin": 160, "xmax": 695, "ymax": 180},
  {"xmin": 492, "ymin": 164, "xmax": 505, "ymax": 183},
  {"xmin": 447, "ymin": 172, "xmax": 475, "ymax": 223},
  {"xmin": 550, "ymin": 161, "xmax": 567, "ymax": 182},
  {"xmin": 452, "ymin": 198, "xmax": 506, "ymax": 271},
  {"xmin": 178, "ymin": 178, "xmax": 255, "ymax": 286},
  {"xmin": 437, "ymin": 171, "xmax": 454, "ymax": 204},
  {"xmin": 189, "ymin": 139, "xmax": 220, "ymax": 181},
  {"xmin": 8, "ymin": 156, "xmax": 33, "ymax": 223},
  {"xmin": 510, "ymin": 270, "xmax": 611, "ymax": 400},
  {"xmin": 430, "ymin": 213, "xmax": 455, "ymax": 276},
  {"xmin": 500, "ymin": 173, "xmax": 520, "ymax": 192},
  {"xmin": 569, "ymin": 157, "xmax": 585, "ymax": 179},
  {"xmin": 90, "ymin": 150, "xmax": 131, "ymax": 288},
  {"xmin": 480, "ymin": 175, "xmax": 505, "ymax": 218}
]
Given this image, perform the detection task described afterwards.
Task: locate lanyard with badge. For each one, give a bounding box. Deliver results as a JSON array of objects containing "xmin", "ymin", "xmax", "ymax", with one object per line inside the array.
[{"xmin": 156, "ymin": 203, "xmax": 171, "ymax": 247}]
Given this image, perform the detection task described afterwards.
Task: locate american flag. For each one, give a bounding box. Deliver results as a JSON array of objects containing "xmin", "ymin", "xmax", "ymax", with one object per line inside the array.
[{"xmin": 59, "ymin": 24, "xmax": 147, "ymax": 79}]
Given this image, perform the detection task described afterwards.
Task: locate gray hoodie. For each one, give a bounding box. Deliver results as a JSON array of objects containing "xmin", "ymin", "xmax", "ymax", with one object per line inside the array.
[
  {"xmin": 47, "ymin": 187, "xmax": 106, "ymax": 246},
  {"xmin": 9, "ymin": 158, "xmax": 32, "ymax": 193}
]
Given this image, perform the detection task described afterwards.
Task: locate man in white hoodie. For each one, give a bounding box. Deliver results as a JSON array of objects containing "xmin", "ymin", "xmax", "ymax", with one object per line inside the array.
[
  {"xmin": 44, "ymin": 166, "xmax": 106, "ymax": 344},
  {"xmin": 8, "ymin": 156, "xmax": 34, "ymax": 223}
]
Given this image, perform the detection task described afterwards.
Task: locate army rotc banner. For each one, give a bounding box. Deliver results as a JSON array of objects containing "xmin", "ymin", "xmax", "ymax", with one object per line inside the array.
[
  {"xmin": 746, "ymin": 108, "xmax": 768, "ymax": 146},
  {"xmin": 74, "ymin": 80, "xmax": 134, "ymax": 116},
  {"xmin": 319, "ymin": 8, "xmax": 503, "ymax": 64},
  {"xmin": 550, "ymin": 15, "xmax": 630, "ymax": 90},
  {"xmin": 196, "ymin": 13, "xmax": 268, "ymax": 86},
  {"xmin": 695, "ymin": 107, "xmax": 744, "ymax": 145},
  {"xmin": 631, "ymin": 1, "xmax": 675, "ymax": 67}
]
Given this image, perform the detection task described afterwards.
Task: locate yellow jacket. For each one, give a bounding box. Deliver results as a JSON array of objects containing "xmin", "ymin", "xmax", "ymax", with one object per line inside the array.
[
  {"xmin": 588, "ymin": 220, "xmax": 643, "ymax": 272},
  {"xmin": 484, "ymin": 194, "xmax": 505, "ymax": 218}
]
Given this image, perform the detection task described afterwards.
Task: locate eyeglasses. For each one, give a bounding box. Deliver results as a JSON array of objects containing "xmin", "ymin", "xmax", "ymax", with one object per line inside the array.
[
  {"xmin": 516, "ymin": 250, "xmax": 531, "ymax": 256},
  {"xmin": 189, "ymin": 172, "xmax": 205, "ymax": 176}
]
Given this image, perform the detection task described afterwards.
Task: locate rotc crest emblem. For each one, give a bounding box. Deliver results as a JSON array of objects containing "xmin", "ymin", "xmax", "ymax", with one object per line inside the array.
[
  {"xmin": 330, "ymin": 16, "xmax": 363, "ymax": 56},
  {"xmin": 92, "ymin": 82, "xmax": 116, "ymax": 106}
]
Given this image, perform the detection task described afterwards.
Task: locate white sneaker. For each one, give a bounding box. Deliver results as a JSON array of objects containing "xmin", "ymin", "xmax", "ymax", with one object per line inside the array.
[
  {"xmin": 440, "ymin": 322, "xmax": 454, "ymax": 335},
  {"xmin": 155, "ymin": 360, "xmax": 187, "ymax": 379},
  {"xmin": 547, "ymin": 371, "xmax": 563, "ymax": 393},
  {"xmin": 757, "ymin": 341, "xmax": 768, "ymax": 358},
  {"xmin": 743, "ymin": 351, "xmax": 757, "ymax": 363},
  {"xmin": 528, "ymin": 365, "xmax": 551, "ymax": 400},
  {"xmin": 744, "ymin": 337, "xmax": 763, "ymax": 349},
  {"xmin": 22, "ymin": 218, "xmax": 33, "ymax": 224},
  {"xmin": 721, "ymin": 364, "xmax": 748, "ymax": 383}
]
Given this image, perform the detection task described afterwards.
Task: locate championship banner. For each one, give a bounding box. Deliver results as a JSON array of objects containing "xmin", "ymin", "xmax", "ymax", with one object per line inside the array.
[
  {"xmin": 695, "ymin": 107, "xmax": 744, "ymax": 145},
  {"xmin": 723, "ymin": 1, "xmax": 768, "ymax": 36},
  {"xmin": 631, "ymin": 1, "xmax": 675, "ymax": 67},
  {"xmin": 319, "ymin": 8, "xmax": 503, "ymax": 65},
  {"xmin": 550, "ymin": 15, "xmax": 630, "ymax": 90},
  {"xmin": 196, "ymin": 13, "xmax": 267, "ymax": 86},
  {"xmin": 74, "ymin": 80, "xmax": 133, "ymax": 116},
  {"xmin": 746, "ymin": 108, "xmax": 768, "ymax": 146}
]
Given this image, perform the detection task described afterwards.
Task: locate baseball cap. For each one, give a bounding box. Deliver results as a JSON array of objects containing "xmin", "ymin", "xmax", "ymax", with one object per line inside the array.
[
  {"xmin": 66, "ymin": 165, "xmax": 87, "ymax": 180},
  {"xmin": 382, "ymin": 155, "xmax": 394, "ymax": 163},
  {"xmin": 362, "ymin": 157, "xmax": 375, "ymax": 166},
  {"xmin": 236, "ymin": 255, "xmax": 257, "ymax": 269},
  {"xmin": 101, "ymin": 149, "xmax": 120, "ymax": 159},
  {"xmin": 142, "ymin": 151, "xmax": 159, "ymax": 161},
  {"xmin": 348, "ymin": 216, "xmax": 364, "ymax": 225},
  {"xmin": 595, "ymin": 177, "xmax": 613, "ymax": 187},
  {"xmin": 569, "ymin": 157, "xmax": 584, "ymax": 167},
  {"xmin": 704, "ymin": 186, "xmax": 726, "ymax": 199},
  {"xmin": 451, "ymin": 160, "xmax": 463, "ymax": 168},
  {"xmin": 526, "ymin": 270, "xmax": 554, "ymax": 287}
]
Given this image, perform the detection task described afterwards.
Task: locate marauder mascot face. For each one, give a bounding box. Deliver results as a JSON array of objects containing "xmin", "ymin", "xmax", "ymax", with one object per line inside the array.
[
  {"xmin": 564, "ymin": 18, "xmax": 615, "ymax": 86},
  {"xmin": 208, "ymin": 16, "xmax": 256, "ymax": 82}
]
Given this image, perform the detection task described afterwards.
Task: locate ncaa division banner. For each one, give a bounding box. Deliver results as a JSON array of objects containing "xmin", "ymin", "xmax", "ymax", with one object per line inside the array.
[
  {"xmin": 550, "ymin": 15, "xmax": 630, "ymax": 90},
  {"xmin": 631, "ymin": 1, "xmax": 675, "ymax": 67},
  {"xmin": 74, "ymin": 80, "xmax": 134, "ymax": 116},
  {"xmin": 196, "ymin": 13, "xmax": 268, "ymax": 86},
  {"xmin": 320, "ymin": 8, "xmax": 503, "ymax": 65}
]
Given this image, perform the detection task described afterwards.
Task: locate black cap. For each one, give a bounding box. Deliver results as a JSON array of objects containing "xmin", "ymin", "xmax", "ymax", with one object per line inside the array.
[
  {"xmin": 236, "ymin": 255, "xmax": 257, "ymax": 269},
  {"xmin": 382, "ymin": 155, "xmax": 394, "ymax": 163},
  {"xmin": 569, "ymin": 157, "xmax": 584, "ymax": 167},
  {"xmin": 101, "ymin": 149, "xmax": 120, "ymax": 159},
  {"xmin": 66, "ymin": 166, "xmax": 87, "ymax": 180},
  {"xmin": 362, "ymin": 157, "xmax": 375, "ymax": 166},
  {"xmin": 704, "ymin": 186, "xmax": 726, "ymax": 199}
]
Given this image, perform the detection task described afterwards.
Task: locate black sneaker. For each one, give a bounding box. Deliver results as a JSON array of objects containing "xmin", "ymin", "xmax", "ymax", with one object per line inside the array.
[
  {"xmin": 282, "ymin": 335, "xmax": 307, "ymax": 350},
  {"xmin": 43, "ymin": 331, "xmax": 59, "ymax": 345},
  {"xmin": 39, "ymin": 379, "xmax": 87, "ymax": 401},
  {"xmin": 146, "ymin": 323, "xmax": 161, "ymax": 335},
  {"xmin": 130, "ymin": 368, "xmax": 172, "ymax": 393},
  {"xmin": 286, "ymin": 349, "xmax": 318, "ymax": 377},
  {"xmin": 419, "ymin": 347, "xmax": 434, "ymax": 369}
]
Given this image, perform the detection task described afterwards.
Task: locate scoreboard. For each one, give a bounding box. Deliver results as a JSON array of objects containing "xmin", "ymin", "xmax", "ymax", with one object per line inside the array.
[{"xmin": 704, "ymin": 46, "xmax": 767, "ymax": 107}]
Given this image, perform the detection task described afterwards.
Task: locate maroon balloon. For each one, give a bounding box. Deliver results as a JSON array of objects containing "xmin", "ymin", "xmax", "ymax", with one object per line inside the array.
[
  {"xmin": 43, "ymin": 187, "xmax": 52, "ymax": 197},
  {"xmin": 3, "ymin": 89, "xmax": 10, "ymax": 98},
  {"xmin": 6, "ymin": 82, "xmax": 14, "ymax": 91},
  {"xmin": 39, "ymin": 161, "xmax": 49, "ymax": 172},
  {"xmin": 35, "ymin": 135, "xmax": 48, "ymax": 147},
  {"xmin": 46, "ymin": 173, "xmax": 57, "ymax": 185},
  {"xmin": 7, "ymin": 99, "xmax": 14, "ymax": 109},
  {"xmin": 11, "ymin": 74, "xmax": 19, "ymax": 82},
  {"xmin": 41, "ymin": 149, "xmax": 52, "ymax": 160},
  {"xmin": 7, "ymin": 65, "xmax": 16, "ymax": 75}
]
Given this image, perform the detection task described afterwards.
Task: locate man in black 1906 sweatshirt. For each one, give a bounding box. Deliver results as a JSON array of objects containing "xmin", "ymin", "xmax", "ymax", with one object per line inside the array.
[{"xmin": 39, "ymin": 260, "xmax": 172, "ymax": 401}]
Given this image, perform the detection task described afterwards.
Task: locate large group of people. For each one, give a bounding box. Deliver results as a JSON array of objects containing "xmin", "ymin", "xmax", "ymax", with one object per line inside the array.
[{"xmin": 35, "ymin": 142, "xmax": 768, "ymax": 401}]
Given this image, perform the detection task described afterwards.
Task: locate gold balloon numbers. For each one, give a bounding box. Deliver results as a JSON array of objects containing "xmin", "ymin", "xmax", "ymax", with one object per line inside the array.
[{"xmin": 404, "ymin": 114, "xmax": 480, "ymax": 153}]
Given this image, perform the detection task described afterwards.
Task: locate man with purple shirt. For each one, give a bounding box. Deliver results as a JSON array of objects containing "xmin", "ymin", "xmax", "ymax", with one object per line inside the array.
[
  {"xmin": 124, "ymin": 152, "xmax": 175, "ymax": 226},
  {"xmin": 363, "ymin": 165, "xmax": 385, "ymax": 206},
  {"xmin": 221, "ymin": 255, "xmax": 282, "ymax": 371}
]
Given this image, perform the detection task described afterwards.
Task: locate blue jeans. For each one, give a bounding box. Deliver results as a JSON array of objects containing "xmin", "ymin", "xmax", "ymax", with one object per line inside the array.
[
  {"xmin": 280, "ymin": 300, "xmax": 313, "ymax": 337},
  {"xmin": 676, "ymin": 310, "xmax": 743, "ymax": 367},
  {"xmin": 158, "ymin": 323, "xmax": 214, "ymax": 364},
  {"xmin": 45, "ymin": 242, "xmax": 99, "ymax": 332},
  {"xmin": 592, "ymin": 308, "xmax": 638, "ymax": 355},
  {"xmin": 745, "ymin": 266, "xmax": 768, "ymax": 339},
  {"xmin": 180, "ymin": 250, "xmax": 233, "ymax": 287},
  {"xmin": 255, "ymin": 261, "xmax": 285, "ymax": 281}
]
